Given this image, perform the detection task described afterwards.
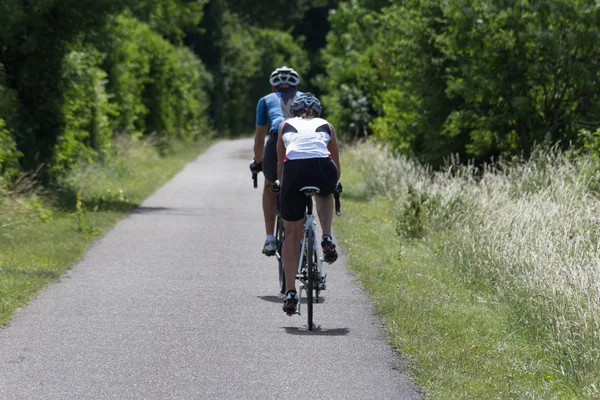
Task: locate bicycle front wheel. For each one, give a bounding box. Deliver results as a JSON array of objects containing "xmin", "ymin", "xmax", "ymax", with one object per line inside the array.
[{"xmin": 306, "ymin": 224, "xmax": 315, "ymax": 330}]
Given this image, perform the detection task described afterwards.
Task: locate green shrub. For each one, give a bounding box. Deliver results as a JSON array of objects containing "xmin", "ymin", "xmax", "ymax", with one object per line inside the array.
[
  {"xmin": 0, "ymin": 65, "xmax": 21, "ymax": 182},
  {"xmin": 0, "ymin": 119, "xmax": 21, "ymax": 183},
  {"xmin": 320, "ymin": 2, "xmax": 379, "ymax": 137},
  {"xmin": 169, "ymin": 47, "xmax": 212, "ymax": 141},
  {"xmin": 51, "ymin": 46, "xmax": 115, "ymax": 176},
  {"xmin": 322, "ymin": 0, "xmax": 600, "ymax": 163},
  {"xmin": 100, "ymin": 13, "xmax": 212, "ymax": 142},
  {"xmin": 100, "ymin": 14, "xmax": 152, "ymax": 136},
  {"xmin": 142, "ymin": 36, "xmax": 212, "ymax": 143},
  {"xmin": 395, "ymin": 186, "xmax": 439, "ymax": 239}
]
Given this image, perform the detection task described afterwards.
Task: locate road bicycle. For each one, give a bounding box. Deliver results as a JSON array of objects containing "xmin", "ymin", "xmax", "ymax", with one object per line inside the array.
[
  {"xmin": 253, "ymin": 168, "xmax": 342, "ymax": 330},
  {"xmin": 287, "ymin": 183, "xmax": 342, "ymax": 331}
]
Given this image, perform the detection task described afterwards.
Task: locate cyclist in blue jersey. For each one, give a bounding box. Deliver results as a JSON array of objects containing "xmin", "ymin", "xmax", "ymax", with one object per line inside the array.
[{"xmin": 250, "ymin": 66, "xmax": 302, "ymax": 256}]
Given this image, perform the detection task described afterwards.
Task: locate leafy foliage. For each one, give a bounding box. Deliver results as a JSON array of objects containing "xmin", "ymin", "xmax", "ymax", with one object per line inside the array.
[
  {"xmin": 128, "ymin": 0, "xmax": 207, "ymax": 44},
  {"xmin": 0, "ymin": 0, "xmax": 131, "ymax": 171},
  {"xmin": 98, "ymin": 14, "xmax": 212, "ymax": 142},
  {"xmin": 0, "ymin": 0, "xmax": 213, "ymax": 181},
  {"xmin": 192, "ymin": 4, "xmax": 309, "ymax": 136},
  {"xmin": 98, "ymin": 14, "xmax": 152, "ymax": 136},
  {"xmin": 321, "ymin": 0, "xmax": 600, "ymax": 165},
  {"xmin": 320, "ymin": 2, "xmax": 379, "ymax": 136},
  {"xmin": 52, "ymin": 46, "xmax": 115, "ymax": 176},
  {"xmin": 0, "ymin": 65, "xmax": 21, "ymax": 181}
]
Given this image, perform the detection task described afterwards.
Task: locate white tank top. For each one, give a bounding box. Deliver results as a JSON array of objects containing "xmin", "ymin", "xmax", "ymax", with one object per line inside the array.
[{"xmin": 281, "ymin": 117, "xmax": 332, "ymax": 160}]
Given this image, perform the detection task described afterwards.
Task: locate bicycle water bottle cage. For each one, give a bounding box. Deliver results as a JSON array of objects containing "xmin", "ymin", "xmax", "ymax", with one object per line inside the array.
[{"xmin": 299, "ymin": 186, "xmax": 320, "ymax": 196}]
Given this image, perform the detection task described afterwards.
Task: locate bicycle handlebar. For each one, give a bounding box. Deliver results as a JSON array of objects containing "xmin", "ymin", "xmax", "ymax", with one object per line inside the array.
[
  {"xmin": 334, "ymin": 191, "xmax": 341, "ymax": 216},
  {"xmin": 334, "ymin": 181, "xmax": 342, "ymax": 216},
  {"xmin": 252, "ymin": 173, "xmax": 257, "ymax": 188}
]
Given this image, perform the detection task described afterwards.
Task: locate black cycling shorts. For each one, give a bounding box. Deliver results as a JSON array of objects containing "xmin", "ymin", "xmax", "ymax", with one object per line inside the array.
[
  {"xmin": 262, "ymin": 132, "xmax": 278, "ymax": 183},
  {"xmin": 279, "ymin": 158, "xmax": 339, "ymax": 222}
]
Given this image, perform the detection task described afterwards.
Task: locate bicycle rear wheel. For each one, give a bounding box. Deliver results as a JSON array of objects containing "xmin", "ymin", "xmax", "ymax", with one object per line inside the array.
[
  {"xmin": 306, "ymin": 224, "xmax": 315, "ymax": 330},
  {"xmin": 276, "ymin": 216, "xmax": 285, "ymax": 294}
]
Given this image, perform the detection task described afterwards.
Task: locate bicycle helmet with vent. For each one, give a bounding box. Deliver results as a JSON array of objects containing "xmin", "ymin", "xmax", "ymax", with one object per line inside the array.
[
  {"xmin": 291, "ymin": 92, "xmax": 322, "ymax": 117},
  {"xmin": 269, "ymin": 66, "xmax": 301, "ymax": 87}
]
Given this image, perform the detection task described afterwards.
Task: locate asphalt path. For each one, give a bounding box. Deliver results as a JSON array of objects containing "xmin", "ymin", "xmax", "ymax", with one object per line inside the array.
[{"xmin": 0, "ymin": 139, "xmax": 420, "ymax": 399}]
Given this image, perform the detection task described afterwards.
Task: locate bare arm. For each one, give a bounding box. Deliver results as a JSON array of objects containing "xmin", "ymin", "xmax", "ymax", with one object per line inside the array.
[
  {"xmin": 277, "ymin": 123, "xmax": 286, "ymax": 182},
  {"xmin": 253, "ymin": 125, "xmax": 268, "ymax": 163},
  {"xmin": 327, "ymin": 122, "xmax": 341, "ymax": 180}
]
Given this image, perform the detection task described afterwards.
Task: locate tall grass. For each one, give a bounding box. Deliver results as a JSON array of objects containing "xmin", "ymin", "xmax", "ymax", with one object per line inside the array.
[{"xmin": 351, "ymin": 142, "xmax": 600, "ymax": 396}]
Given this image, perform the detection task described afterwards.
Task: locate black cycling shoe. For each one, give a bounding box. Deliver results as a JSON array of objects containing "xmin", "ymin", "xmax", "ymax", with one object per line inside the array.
[
  {"xmin": 262, "ymin": 240, "xmax": 277, "ymax": 256},
  {"xmin": 321, "ymin": 235, "xmax": 338, "ymax": 264},
  {"xmin": 282, "ymin": 291, "xmax": 298, "ymax": 315}
]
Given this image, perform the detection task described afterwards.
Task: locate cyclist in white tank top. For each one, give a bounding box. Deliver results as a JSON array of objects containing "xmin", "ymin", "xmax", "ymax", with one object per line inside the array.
[
  {"xmin": 275, "ymin": 93, "xmax": 341, "ymax": 315},
  {"xmin": 281, "ymin": 117, "xmax": 332, "ymax": 160}
]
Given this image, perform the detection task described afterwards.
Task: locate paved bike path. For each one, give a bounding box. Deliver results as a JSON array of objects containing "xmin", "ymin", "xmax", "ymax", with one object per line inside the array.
[{"xmin": 0, "ymin": 139, "xmax": 420, "ymax": 399}]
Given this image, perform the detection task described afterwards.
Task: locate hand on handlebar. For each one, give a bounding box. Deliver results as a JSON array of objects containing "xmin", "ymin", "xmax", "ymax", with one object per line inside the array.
[
  {"xmin": 249, "ymin": 160, "xmax": 262, "ymax": 174},
  {"xmin": 272, "ymin": 180, "xmax": 281, "ymax": 194},
  {"xmin": 250, "ymin": 160, "xmax": 262, "ymax": 188}
]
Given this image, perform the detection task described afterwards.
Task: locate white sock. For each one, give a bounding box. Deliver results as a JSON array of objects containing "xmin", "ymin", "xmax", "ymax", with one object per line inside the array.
[{"xmin": 266, "ymin": 235, "xmax": 275, "ymax": 243}]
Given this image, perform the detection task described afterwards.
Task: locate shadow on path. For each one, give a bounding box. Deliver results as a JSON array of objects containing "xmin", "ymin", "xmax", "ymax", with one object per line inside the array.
[
  {"xmin": 131, "ymin": 206, "xmax": 218, "ymax": 217},
  {"xmin": 258, "ymin": 295, "xmax": 326, "ymax": 304},
  {"xmin": 282, "ymin": 326, "xmax": 350, "ymax": 336}
]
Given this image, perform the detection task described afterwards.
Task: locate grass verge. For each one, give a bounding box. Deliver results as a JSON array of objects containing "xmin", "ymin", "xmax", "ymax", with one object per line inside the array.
[
  {"xmin": 0, "ymin": 137, "xmax": 214, "ymax": 327},
  {"xmin": 333, "ymin": 150, "xmax": 581, "ymax": 399}
]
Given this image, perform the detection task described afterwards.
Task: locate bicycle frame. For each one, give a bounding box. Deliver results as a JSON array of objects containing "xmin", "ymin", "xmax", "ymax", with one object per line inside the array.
[
  {"xmin": 295, "ymin": 190, "xmax": 325, "ymax": 323},
  {"xmin": 296, "ymin": 213, "xmax": 322, "ymax": 287}
]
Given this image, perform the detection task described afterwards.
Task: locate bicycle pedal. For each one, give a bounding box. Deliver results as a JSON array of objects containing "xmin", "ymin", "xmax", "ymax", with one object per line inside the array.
[{"xmin": 318, "ymin": 274, "xmax": 327, "ymax": 290}]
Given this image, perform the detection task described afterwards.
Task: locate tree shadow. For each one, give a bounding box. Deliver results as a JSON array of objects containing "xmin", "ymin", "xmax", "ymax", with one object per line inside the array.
[
  {"xmin": 84, "ymin": 198, "xmax": 139, "ymax": 213},
  {"xmin": 282, "ymin": 326, "xmax": 350, "ymax": 336},
  {"xmin": 54, "ymin": 187, "xmax": 139, "ymax": 213},
  {"xmin": 131, "ymin": 206, "xmax": 172, "ymax": 214}
]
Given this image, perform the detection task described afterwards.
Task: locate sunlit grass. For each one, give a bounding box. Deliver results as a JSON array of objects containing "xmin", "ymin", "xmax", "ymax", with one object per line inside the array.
[{"xmin": 335, "ymin": 142, "xmax": 600, "ymax": 398}]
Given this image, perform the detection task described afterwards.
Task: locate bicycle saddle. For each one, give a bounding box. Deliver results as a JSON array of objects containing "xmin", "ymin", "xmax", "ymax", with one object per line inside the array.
[{"xmin": 299, "ymin": 186, "xmax": 320, "ymax": 195}]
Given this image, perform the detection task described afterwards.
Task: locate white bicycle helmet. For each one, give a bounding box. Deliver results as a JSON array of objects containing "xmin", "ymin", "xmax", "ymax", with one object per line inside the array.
[
  {"xmin": 269, "ymin": 66, "xmax": 301, "ymax": 87},
  {"xmin": 291, "ymin": 92, "xmax": 322, "ymax": 117}
]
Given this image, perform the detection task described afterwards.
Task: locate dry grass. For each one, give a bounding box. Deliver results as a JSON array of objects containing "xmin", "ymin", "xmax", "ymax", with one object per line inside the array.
[{"xmin": 349, "ymin": 142, "xmax": 600, "ymax": 397}]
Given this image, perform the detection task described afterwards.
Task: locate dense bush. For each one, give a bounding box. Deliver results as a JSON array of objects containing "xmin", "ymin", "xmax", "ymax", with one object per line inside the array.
[
  {"xmin": 1, "ymin": 1, "xmax": 213, "ymax": 182},
  {"xmin": 99, "ymin": 14, "xmax": 212, "ymax": 142},
  {"xmin": 0, "ymin": 0, "xmax": 132, "ymax": 172},
  {"xmin": 142, "ymin": 32, "xmax": 212, "ymax": 142},
  {"xmin": 320, "ymin": 3, "xmax": 380, "ymax": 137},
  {"xmin": 322, "ymin": 0, "xmax": 600, "ymax": 165},
  {"xmin": 99, "ymin": 14, "xmax": 152, "ymax": 136},
  {"xmin": 0, "ymin": 118, "xmax": 20, "ymax": 183},
  {"xmin": 52, "ymin": 46, "xmax": 115, "ymax": 176},
  {"xmin": 194, "ymin": 6, "xmax": 309, "ymax": 136},
  {"xmin": 168, "ymin": 47, "xmax": 213, "ymax": 141},
  {"xmin": 0, "ymin": 64, "xmax": 20, "ymax": 181}
]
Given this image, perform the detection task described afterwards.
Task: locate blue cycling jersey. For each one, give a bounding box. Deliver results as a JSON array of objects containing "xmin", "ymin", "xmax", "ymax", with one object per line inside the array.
[{"xmin": 256, "ymin": 91, "xmax": 302, "ymax": 133}]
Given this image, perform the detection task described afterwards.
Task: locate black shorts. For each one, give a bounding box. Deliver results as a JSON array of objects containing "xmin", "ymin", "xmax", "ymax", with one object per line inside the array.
[
  {"xmin": 262, "ymin": 132, "xmax": 277, "ymax": 183},
  {"xmin": 279, "ymin": 158, "xmax": 339, "ymax": 222}
]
